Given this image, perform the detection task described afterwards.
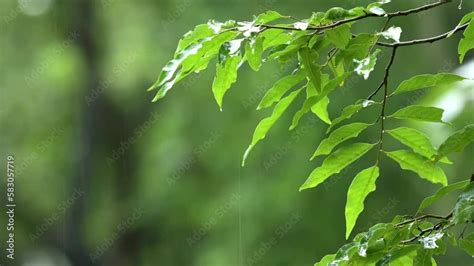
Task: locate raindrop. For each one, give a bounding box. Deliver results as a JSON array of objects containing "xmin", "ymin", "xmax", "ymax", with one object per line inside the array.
[
  {"xmin": 382, "ymin": 116, "xmax": 386, "ymax": 120},
  {"xmin": 458, "ymin": 0, "xmax": 463, "ymax": 10},
  {"xmin": 382, "ymin": 130, "xmax": 385, "ymax": 133},
  {"xmin": 358, "ymin": 244, "xmax": 368, "ymax": 257}
]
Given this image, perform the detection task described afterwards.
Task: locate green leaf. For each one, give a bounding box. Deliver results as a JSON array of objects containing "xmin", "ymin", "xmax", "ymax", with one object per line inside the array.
[
  {"xmin": 459, "ymin": 232, "xmax": 474, "ymax": 256},
  {"xmin": 255, "ymin": 11, "xmax": 288, "ymax": 24},
  {"xmin": 311, "ymin": 96, "xmax": 331, "ymax": 125},
  {"xmin": 305, "ymin": 76, "xmax": 332, "ymax": 124},
  {"xmin": 418, "ymin": 180, "xmax": 470, "ymax": 213},
  {"xmin": 328, "ymin": 56, "xmax": 345, "ymax": 79},
  {"xmin": 458, "ymin": 13, "xmax": 474, "ymax": 63},
  {"xmin": 327, "ymin": 100, "xmax": 378, "ymax": 133},
  {"xmin": 437, "ymin": 124, "xmax": 474, "ymax": 158},
  {"xmin": 345, "ymin": 166, "xmax": 380, "ymax": 239},
  {"xmin": 299, "ymin": 47, "xmax": 322, "ymax": 92},
  {"xmin": 242, "ymin": 88, "xmax": 303, "ymax": 166},
  {"xmin": 309, "ymin": 34, "xmax": 331, "ymax": 51},
  {"xmin": 361, "ymin": 223, "xmax": 389, "ymax": 254},
  {"xmin": 324, "ymin": 7, "xmax": 354, "ymax": 21},
  {"xmin": 212, "ymin": 53, "xmax": 242, "ymax": 109},
  {"xmin": 176, "ymin": 24, "xmax": 216, "ymax": 52},
  {"xmin": 149, "ymin": 42, "xmax": 204, "ymax": 93},
  {"xmin": 300, "ymin": 143, "xmax": 375, "ymax": 191},
  {"xmin": 311, "ymin": 122, "xmax": 372, "ymax": 159},
  {"xmin": 414, "ymin": 249, "xmax": 434, "ymax": 266},
  {"xmin": 385, "ymin": 150, "xmax": 447, "ymax": 186},
  {"xmin": 386, "ymin": 127, "xmax": 451, "ymax": 164},
  {"xmin": 446, "ymin": 231, "xmax": 457, "ymax": 246},
  {"xmin": 337, "ymin": 34, "xmax": 377, "ymax": 67},
  {"xmin": 382, "ymin": 246, "xmax": 418, "ymax": 266},
  {"xmin": 257, "ymin": 70, "xmax": 305, "ymax": 109},
  {"xmin": 306, "ymin": 74, "xmax": 329, "ymax": 97},
  {"xmin": 290, "ymin": 73, "xmax": 350, "ymax": 130},
  {"xmin": 309, "ymin": 12, "xmax": 326, "ymax": 26},
  {"xmin": 326, "ymin": 24, "xmax": 352, "ymax": 49},
  {"xmin": 353, "ymin": 49, "xmax": 380, "ymax": 80},
  {"xmin": 389, "ymin": 105, "xmax": 445, "ymax": 123},
  {"xmin": 261, "ymin": 29, "xmax": 292, "ymax": 51},
  {"xmin": 452, "ymin": 183, "xmax": 474, "ymax": 225},
  {"xmin": 150, "ymin": 31, "xmax": 239, "ymax": 102},
  {"xmin": 392, "ymin": 73, "xmax": 467, "ymax": 95},
  {"xmin": 245, "ymin": 36, "xmax": 264, "ymax": 71}
]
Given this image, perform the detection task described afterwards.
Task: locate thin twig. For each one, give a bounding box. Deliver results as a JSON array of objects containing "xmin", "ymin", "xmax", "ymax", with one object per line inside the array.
[
  {"xmin": 322, "ymin": 48, "xmax": 338, "ymax": 68},
  {"xmin": 369, "ymin": 17, "xmax": 392, "ymax": 54},
  {"xmin": 369, "ymin": 47, "xmax": 397, "ymax": 101},
  {"xmin": 395, "ymin": 213, "xmax": 452, "ymax": 227},
  {"xmin": 372, "ymin": 46, "xmax": 397, "ymax": 164},
  {"xmin": 401, "ymin": 222, "xmax": 445, "ymax": 244}
]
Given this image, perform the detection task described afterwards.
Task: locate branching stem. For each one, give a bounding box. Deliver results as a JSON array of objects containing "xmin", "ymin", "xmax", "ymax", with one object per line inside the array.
[
  {"xmin": 395, "ymin": 213, "xmax": 452, "ymax": 227},
  {"xmin": 373, "ymin": 47, "xmax": 397, "ymax": 164},
  {"xmin": 377, "ymin": 23, "xmax": 468, "ymax": 47},
  {"xmin": 257, "ymin": 0, "xmax": 451, "ymax": 32}
]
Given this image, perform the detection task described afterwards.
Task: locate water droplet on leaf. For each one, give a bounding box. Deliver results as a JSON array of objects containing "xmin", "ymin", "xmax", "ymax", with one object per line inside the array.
[
  {"xmin": 420, "ymin": 232, "xmax": 444, "ymax": 249},
  {"xmin": 362, "ymin": 100, "xmax": 375, "ymax": 108}
]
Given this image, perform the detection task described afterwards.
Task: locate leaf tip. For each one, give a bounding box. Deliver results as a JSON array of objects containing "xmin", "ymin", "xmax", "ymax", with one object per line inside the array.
[
  {"xmin": 299, "ymin": 182, "xmax": 311, "ymax": 191},
  {"xmin": 345, "ymin": 230, "xmax": 351, "ymax": 240},
  {"xmin": 151, "ymin": 94, "xmax": 161, "ymax": 103},
  {"xmin": 242, "ymin": 145, "xmax": 252, "ymax": 167},
  {"xmin": 147, "ymin": 84, "xmax": 157, "ymax": 92}
]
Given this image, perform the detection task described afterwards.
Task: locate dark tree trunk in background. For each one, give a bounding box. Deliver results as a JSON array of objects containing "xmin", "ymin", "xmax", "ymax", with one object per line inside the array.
[
  {"xmin": 60, "ymin": 1, "xmax": 143, "ymax": 265},
  {"xmin": 62, "ymin": 0, "xmax": 98, "ymax": 264}
]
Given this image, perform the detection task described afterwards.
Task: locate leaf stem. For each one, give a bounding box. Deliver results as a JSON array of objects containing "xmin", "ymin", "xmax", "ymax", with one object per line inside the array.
[
  {"xmin": 395, "ymin": 213, "xmax": 452, "ymax": 227},
  {"xmin": 255, "ymin": 0, "xmax": 451, "ymax": 32}
]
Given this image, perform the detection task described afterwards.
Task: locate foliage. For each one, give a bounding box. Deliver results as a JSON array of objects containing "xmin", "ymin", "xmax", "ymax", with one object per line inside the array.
[
  {"xmin": 149, "ymin": 0, "xmax": 474, "ymax": 264},
  {"xmin": 315, "ymin": 180, "xmax": 474, "ymax": 266}
]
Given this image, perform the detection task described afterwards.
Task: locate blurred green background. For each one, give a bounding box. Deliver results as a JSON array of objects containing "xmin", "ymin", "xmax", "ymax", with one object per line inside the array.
[{"xmin": 0, "ymin": 0, "xmax": 473, "ymax": 265}]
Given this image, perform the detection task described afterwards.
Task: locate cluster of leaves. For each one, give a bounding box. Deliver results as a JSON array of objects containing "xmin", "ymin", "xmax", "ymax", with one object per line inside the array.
[
  {"xmin": 316, "ymin": 180, "xmax": 474, "ymax": 266},
  {"xmin": 148, "ymin": 0, "xmax": 474, "ymax": 264}
]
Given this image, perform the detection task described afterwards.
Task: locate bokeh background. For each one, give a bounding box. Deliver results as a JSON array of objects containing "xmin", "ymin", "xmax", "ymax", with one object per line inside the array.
[{"xmin": 0, "ymin": 0, "xmax": 473, "ymax": 265}]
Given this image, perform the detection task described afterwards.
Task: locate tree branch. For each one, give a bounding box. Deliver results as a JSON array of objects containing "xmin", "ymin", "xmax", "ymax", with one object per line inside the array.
[
  {"xmin": 373, "ymin": 47, "xmax": 397, "ymax": 164},
  {"xmin": 368, "ymin": 47, "xmax": 397, "ymax": 101},
  {"xmin": 401, "ymin": 222, "xmax": 446, "ymax": 244},
  {"xmin": 377, "ymin": 23, "xmax": 468, "ymax": 47},
  {"xmin": 257, "ymin": 0, "xmax": 451, "ymax": 31}
]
